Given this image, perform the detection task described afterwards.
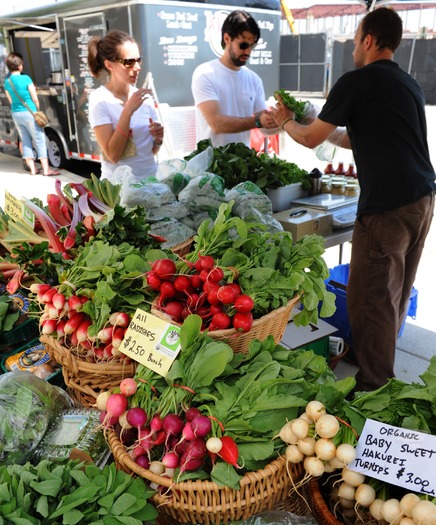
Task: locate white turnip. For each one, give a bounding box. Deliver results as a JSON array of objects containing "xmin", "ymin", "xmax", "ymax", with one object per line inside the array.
[
  {"xmin": 291, "ymin": 417, "xmax": 310, "ymax": 439},
  {"xmin": 382, "ymin": 498, "xmax": 403, "ymax": 524},
  {"xmin": 411, "ymin": 499, "xmax": 436, "ymax": 525},
  {"xmin": 315, "ymin": 414, "xmax": 340, "ymax": 439},
  {"xmin": 314, "ymin": 438, "xmax": 336, "ymax": 461},
  {"xmin": 335, "ymin": 443, "xmax": 356, "ymax": 466},
  {"xmin": 305, "ymin": 400, "xmax": 326, "ymax": 422},
  {"xmin": 285, "ymin": 444, "xmax": 304, "ymax": 464},
  {"xmin": 400, "ymin": 493, "xmax": 421, "ymax": 518},
  {"xmin": 355, "ymin": 483, "xmax": 376, "ymax": 507}
]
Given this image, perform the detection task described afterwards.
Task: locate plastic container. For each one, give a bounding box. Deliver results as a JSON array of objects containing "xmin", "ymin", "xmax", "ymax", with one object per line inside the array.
[
  {"xmin": 267, "ymin": 183, "xmax": 308, "ymax": 212},
  {"xmin": 295, "ymin": 335, "xmax": 330, "ymax": 360},
  {"xmin": 324, "ymin": 264, "xmax": 418, "ymax": 344}
]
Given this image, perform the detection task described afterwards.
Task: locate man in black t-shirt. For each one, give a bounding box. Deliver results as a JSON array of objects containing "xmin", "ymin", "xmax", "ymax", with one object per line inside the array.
[{"xmin": 272, "ymin": 7, "xmax": 436, "ymax": 392}]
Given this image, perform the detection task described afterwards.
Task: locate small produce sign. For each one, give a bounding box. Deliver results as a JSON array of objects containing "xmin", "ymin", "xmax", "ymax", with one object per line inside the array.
[
  {"xmin": 4, "ymin": 191, "xmax": 34, "ymax": 228},
  {"xmin": 350, "ymin": 419, "xmax": 436, "ymax": 496},
  {"xmin": 120, "ymin": 308, "xmax": 181, "ymax": 376}
]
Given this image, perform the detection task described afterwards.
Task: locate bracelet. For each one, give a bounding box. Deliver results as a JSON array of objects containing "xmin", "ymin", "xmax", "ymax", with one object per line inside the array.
[
  {"xmin": 153, "ymin": 140, "xmax": 163, "ymax": 147},
  {"xmin": 281, "ymin": 117, "xmax": 294, "ymax": 131},
  {"xmin": 116, "ymin": 124, "xmax": 129, "ymax": 139}
]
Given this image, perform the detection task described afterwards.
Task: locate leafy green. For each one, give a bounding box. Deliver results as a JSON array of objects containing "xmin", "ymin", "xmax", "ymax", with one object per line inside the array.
[
  {"xmin": 184, "ymin": 140, "xmax": 309, "ymax": 190},
  {"xmin": 0, "ymin": 295, "xmax": 20, "ymax": 332},
  {"xmin": 274, "ymin": 90, "xmax": 308, "ymax": 122},
  {"xmin": 0, "ymin": 460, "xmax": 157, "ymax": 524}
]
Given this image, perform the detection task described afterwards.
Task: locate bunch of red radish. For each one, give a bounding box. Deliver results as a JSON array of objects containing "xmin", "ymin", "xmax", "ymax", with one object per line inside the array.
[
  {"xmin": 98, "ymin": 378, "xmax": 240, "ymax": 487},
  {"xmin": 32, "ymin": 282, "xmax": 131, "ymax": 362},
  {"xmin": 147, "ymin": 256, "xmax": 255, "ymax": 332}
]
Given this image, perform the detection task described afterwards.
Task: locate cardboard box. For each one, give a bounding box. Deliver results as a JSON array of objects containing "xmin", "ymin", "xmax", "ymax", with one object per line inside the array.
[{"xmin": 273, "ymin": 207, "xmax": 333, "ymax": 240}]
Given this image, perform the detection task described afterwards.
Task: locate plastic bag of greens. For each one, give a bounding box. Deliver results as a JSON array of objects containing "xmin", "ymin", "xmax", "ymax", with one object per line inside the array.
[
  {"xmin": 225, "ymin": 181, "xmax": 273, "ymax": 218},
  {"xmin": 145, "ymin": 201, "xmax": 190, "ymax": 222},
  {"xmin": 178, "ymin": 173, "xmax": 226, "ymax": 213},
  {"xmin": 157, "ymin": 159, "xmax": 191, "ymax": 196},
  {"xmin": 0, "ymin": 371, "xmax": 72, "ymax": 465},
  {"xmin": 149, "ymin": 218, "xmax": 196, "ymax": 249}
]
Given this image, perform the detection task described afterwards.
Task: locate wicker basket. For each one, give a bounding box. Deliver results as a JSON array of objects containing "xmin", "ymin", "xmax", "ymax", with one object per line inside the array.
[
  {"xmin": 41, "ymin": 335, "xmax": 137, "ymax": 406},
  {"xmin": 170, "ymin": 236, "xmax": 194, "ymax": 257},
  {"xmin": 108, "ymin": 429, "xmax": 310, "ymax": 525},
  {"xmin": 152, "ymin": 294, "xmax": 300, "ymax": 354}
]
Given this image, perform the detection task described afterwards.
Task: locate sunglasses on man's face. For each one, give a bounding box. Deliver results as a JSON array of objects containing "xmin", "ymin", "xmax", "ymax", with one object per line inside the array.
[
  {"xmin": 117, "ymin": 57, "xmax": 143, "ymax": 68},
  {"xmin": 238, "ymin": 42, "xmax": 257, "ymax": 50}
]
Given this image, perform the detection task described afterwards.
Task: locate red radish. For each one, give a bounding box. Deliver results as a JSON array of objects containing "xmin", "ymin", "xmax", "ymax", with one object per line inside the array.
[
  {"xmin": 64, "ymin": 312, "xmax": 86, "ymax": 335},
  {"xmin": 112, "ymin": 327, "xmax": 125, "ymax": 349},
  {"xmin": 232, "ymin": 312, "xmax": 253, "ymax": 333},
  {"xmin": 42, "ymin": 288, "xmax": 57, "ymax": 304},
  {"xmin": 103, "ymin": 344, "xmax": 114, "ymax": 360},
  {"xmin": 210, "ymin": 304, "xmax": 223, "ymax": 315},
  {"xmin": 137, "ymin": 429, "xmax": 154, "ymax": 452},
  {"xmin": 153, "ymin": 430, "xmax": 166, "ymax": 446},
  {"xmin": 163, "ymin": 301, "xmax": 184, "ymax": 322},
  {"xmin": 182, "ymin": 422, "xmax": 195, "ymax": 441},
  {"xmin": 198, "ymin": 255, "xmax": 215, "ymax": 270},
  {"xmin": 41, "ymin": 318, "xmax": 58, "ymax": 335},
  {"xmin": 106, "ymin": 393, "xmax": 128, "ymax": 418},
  {"xmin": 207, "ymin": 289, "xmax": 221, "ymax": 306},
  {"xmin": 218, "ymin": 436, "xmax": 240, "ymax": 467},
  {"xmin": 109, "ymin": 311, "xmax": 130, "ymax": 327},
  {"xmin": 190, "ymin": 415, "xmax": 212, "ymax": 438},
  {"xmin": 97, "ymin": 326, "xmax": 113, "ymax": 344},
  {"xmin": 94, "ymin": 346, "xmax": 105, "ymax": 361},
  {"xmin": 217, "ymin": 285, "xmax": 237, "ymax": 305},
  {"xmin": 70, "ymin": 331, "xmax": 79, "ymax": 347},
  {"xmin": 162, "ymin": 452, "xmax": 180, "ymax": 469},
  {"xmin": 152, "ymin": 258, "xmax": 176, "ymax": 280},
  {"xmin": 227, "ymin": 283, "xmax": 242, "ymax": 296},
  {"xmin": 100, "ymin": 410, "xmax": 118, "ymax": 427},
  {"xmin": 209, "ymin": 312, "xmax": 231, "ymax": 331},
  {"xmin": 157, "ymin": 281, "xmax": 176, "ymax": 307},
  {"xmin": 131, "ymin": 445, "xmax": 149, "ymax": 459},
  {"xmin": 179, "ymin": 457, "xmax": 204, "ymax": 474},
  {"xmin": 190, "ymin": 274, "xmax": 202, "ymax": 290},
  {"xmin": 174, "ymin": 438, "xmax": 189, "ymax": 457},
  {"xmin": 146, "ymin": 271, "xmax": 161, "ymax": 290},
  {"xmin": 202, "ymin": 280, "xmax": 219, "ymax": 294},
  {"xmin": 234, "ymin": 295, "xmax": 254, "ymax": 313},
  {"xmin": 162, "ymin": 414, "xmax": 184, "ymax": 437},
  {"xmin": 52, "ymin": 292, "xmax": 66, "ymax": 310},
  {"xmin": 173, "ymin": 275, "xmax": 191, "ymax": 293},
  {"xmin": 119, "ymin": 378, "xmax": 137, "ymax": 397},
  {"xmin": 47, "ymin": 305, "xmax": 60, "ymax": 319},
  {"xmin": 56, "ymin": 319, "xmax": 66, "ymax": 339},
  {"xmin": 199, "ymin": 269, "xmax": 209, "ymax": 282},
  {"xmin": 126, "ymin": 407, "xmax": 147, "ymax": 428},
  {"xmin": 68, "ymin": 295, "xmax": 83, "ymax": 311},
  {"xmin": 135, "ymin": 455, "xmax": 150, "ymax": 469},
  {"xmin": 76, "ymin": 319, "xmax": 92, "ymax": 343},
  {"xmin": 186, "ymin": 293, "xmax": 200, "ymax": 309},
  {"xmin": 80, "ymin": 296, "xmax": 89, "ymax": 305},
  {"xmin": 208, "ymin": 267, "xmax": 224, "ymax": 282},
  {"xmin": 185, "ymin": 407, "xmax": 202, "ymax": 422},
  {"xmin": 80, "ymin": 339, "xmax": 92, "ymax": 350},
  {"xmin": 150, "ymin": 414, "xmax": 163, "ymax": 432},
  {"xmin": 30, "ymin": 283, "xmax": 51, "ymax": 295}
]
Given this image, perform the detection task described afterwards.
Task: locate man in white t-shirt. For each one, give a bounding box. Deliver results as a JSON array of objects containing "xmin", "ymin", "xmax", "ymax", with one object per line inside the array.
[{"xmin": 191, "ymin": 10, "xmax": 278, "ymax": 148}]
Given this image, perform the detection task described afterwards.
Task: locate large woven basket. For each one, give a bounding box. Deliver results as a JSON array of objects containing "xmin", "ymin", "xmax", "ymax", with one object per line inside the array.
[
  {"xmin": 108, "ymin": 429, "xmax": 310, "ymax": 525},
  {"xmin": 170, "ymin": 236, "xmax": 194, "ymax": 257},
  {"xmin": 41, "ymin": 335, "xmax": 137, "ymax": 407},
  {"xmin": 152, "ymin": 294, "xmax": 300, "ymax": 354}
]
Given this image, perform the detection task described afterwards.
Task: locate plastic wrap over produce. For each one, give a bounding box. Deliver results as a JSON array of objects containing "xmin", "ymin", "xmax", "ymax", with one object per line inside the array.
[
  {"xmin": 0, "ymin": 371, "xmax": 72, "ymax": 465},
  {"xmin": 240, "ymin": 511, "xmax": 317, "ymax": 525}
]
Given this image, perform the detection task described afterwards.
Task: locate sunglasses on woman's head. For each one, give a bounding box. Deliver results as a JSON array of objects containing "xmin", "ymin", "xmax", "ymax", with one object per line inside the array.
[
  {"xmin": 117, "ymin": 57, "xmax": 143, "ymax": 68},
  {"xmin": 239, "ymin": 42, "xmax": 257, "ymax": 50}
]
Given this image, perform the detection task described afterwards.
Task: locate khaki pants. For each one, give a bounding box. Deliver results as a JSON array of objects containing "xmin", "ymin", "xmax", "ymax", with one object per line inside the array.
[{"xmin": 347, "ymin": 191, "xmax": 435, "ymax": 391}]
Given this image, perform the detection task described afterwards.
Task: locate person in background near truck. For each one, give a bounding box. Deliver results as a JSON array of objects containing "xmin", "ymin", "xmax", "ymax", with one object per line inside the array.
[
  {"xmin": 271, "ymin": 7, "xmax": 436, "ymax": 393},
  {"xmin": 4, "ymin": 53, "xmax": 60, "ymax": 176},
  {"xmin": 191, "ymin": 10, "xmax": 278, "ymax": 148},
  {"xmin": 87, "ymin": 30, "xmax": 164, "ymax": 180}
]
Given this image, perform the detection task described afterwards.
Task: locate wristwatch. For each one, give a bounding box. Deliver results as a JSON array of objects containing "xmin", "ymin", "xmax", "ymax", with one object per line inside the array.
[{"xmin": 254, "ymin": 114, "xmax": 262, "ymax": 129}]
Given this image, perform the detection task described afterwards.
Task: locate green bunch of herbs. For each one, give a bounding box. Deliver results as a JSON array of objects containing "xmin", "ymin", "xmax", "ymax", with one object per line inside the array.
[
  {"xmin": 0, "ymin": 460, "xmax": 157, "ymax": 524},
  {"xmin": 184, "ymin": 140, "xmax": 309, "ymax": 191},
  {"xmin": 274, "ymin": 90, "xmax": 309, "ymax": 122}
]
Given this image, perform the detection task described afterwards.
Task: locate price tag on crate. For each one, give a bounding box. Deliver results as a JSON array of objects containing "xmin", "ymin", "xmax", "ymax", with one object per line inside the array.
[
  {"xmin": 119, "ymin": 308, "xmax": 181, "ymax": 377},
  {"xmin": 4, "ymin": 191, "xmax": 35, "ymax": 228},
  {"xmin": 349, "ymin": 419, "xmax": 436, "ymax": 496}
]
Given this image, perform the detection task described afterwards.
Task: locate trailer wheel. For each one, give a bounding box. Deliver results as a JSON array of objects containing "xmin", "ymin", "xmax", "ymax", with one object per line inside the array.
[{"xmin": 46, "ymin": 131, "xmax": 68, "ymax": 169}]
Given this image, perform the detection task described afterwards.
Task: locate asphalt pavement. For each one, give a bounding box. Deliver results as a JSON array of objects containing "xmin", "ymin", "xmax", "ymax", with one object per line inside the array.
[{"xmin": 0, "ymin": 148, "xmax": 434, "ymax": 386}]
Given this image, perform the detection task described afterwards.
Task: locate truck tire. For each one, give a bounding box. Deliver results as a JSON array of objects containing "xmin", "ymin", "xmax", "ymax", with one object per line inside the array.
[{"xmin": 46, "ymin": 131, "xmax": 68, "ymax": 169}]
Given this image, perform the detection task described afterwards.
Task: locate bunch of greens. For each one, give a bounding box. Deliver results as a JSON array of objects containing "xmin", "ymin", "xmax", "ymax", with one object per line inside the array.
[
  {"xmin": 274, "ymin": 89, "xmax": 309, "ymax": 122},
  {"xmin": 82, "ymin": 173, "xmax": 121, "ymax": 208},
  {"xmin": 184, "ymin": 202, "xmax": 336, "ymax": 326},
  {"xmin": 132, "ymin": 316, "xmax": 353, "ymax": 489},
  {"xmin": 11, "ymin": 242, "xmax": 67, "ymax": 286},
  {"xmin": 0, "ymin": 371, "xmax": 71, "ymax": 465},
  {"xmin": 184, "ymin": 140, "xmax": 309, "ymax": 190},
  {"xmin": 344, "ymin": 356, "xmax": 436, "ymax": 436},
  {"xmin": 0, "ymin": 459, "xmax": 157, "ymax": 525},
  {"xmin": 56, "ymin": 240, "xmax": 168, "ymax": 335}
]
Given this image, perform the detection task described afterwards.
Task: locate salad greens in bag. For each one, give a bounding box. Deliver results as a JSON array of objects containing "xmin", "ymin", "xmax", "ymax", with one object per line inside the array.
[{"xmin": 0, "ymin": 371, "xmax": 72, "ymax": 465}]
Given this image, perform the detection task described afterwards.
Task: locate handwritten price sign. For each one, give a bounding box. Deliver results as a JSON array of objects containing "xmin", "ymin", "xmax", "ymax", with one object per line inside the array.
[
  {"xmin": 4, "ymin": 191, "xmax": 34, "ymax": 227},
  {"xmin": 120, "ymin": 308, "xmax": 181, "ymax": 377},
  {"xmin": 349, "ymin": 419, "xmax": 436, "ymax": 496}
]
